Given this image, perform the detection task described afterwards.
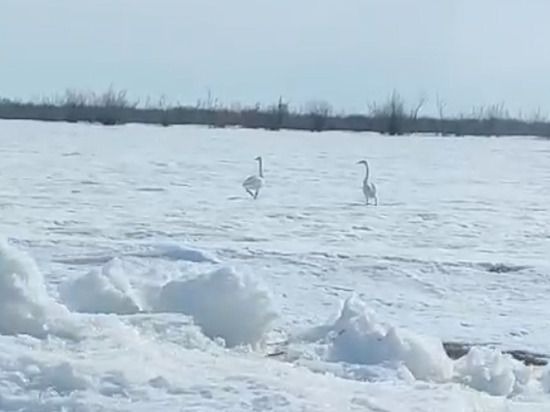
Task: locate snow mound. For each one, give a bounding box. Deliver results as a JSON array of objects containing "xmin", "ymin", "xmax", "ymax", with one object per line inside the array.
[
  {"xmin": 132, "ymin": 243, "xmax": 218, "ymax": 263},
  {"xmin": 59, "ymin": 258, "xmax": 142, "ymax": 315},
  {"xmin": 0, "ymin": 356, "xmax": 94, "ymax": 411},
  {"xmin": 28, "ymin": 361, "xmax": 91, "ymax": 394},
  {"xmin": 302, "ymin": 295, "xmax": 454, "ymax": 382},
  {"xmin": 454, "ymin": 346, "xmax": 535, "ymax": 396},
  {"xmin": 0, "ymin": 238, "xmax": 69, "ymax": 338},
  {"xmin": 542, "ymin": 367, "xmax": 550, "ymax": 393},
  {"xmin": 153, "ymin": 267, "xmax": 277, "ymax": 347},
  {"xmin": 297, "ymin": 295, "xmax": 544, "ymax": 398}
]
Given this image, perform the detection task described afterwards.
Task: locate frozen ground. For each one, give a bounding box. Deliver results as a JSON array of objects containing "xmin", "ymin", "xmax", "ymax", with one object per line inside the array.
[{"xmin": 0, "ymin": 119, "xmax": 549, "ymax": 411}]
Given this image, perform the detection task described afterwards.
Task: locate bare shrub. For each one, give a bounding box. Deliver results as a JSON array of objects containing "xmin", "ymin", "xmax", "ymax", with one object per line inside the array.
[
  {"xmin": 305, "ymin": 100, "xmax": 332, "ymax": 132},
  {"xmin": 368, "ymin": 91, "xmax": 407, "ymax": 135}
]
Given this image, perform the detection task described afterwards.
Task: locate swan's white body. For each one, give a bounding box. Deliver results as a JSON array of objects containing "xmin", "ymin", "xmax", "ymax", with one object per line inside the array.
[
  {"xmin": 358, "ymin": 160, "xmax": 378, "ymax": 205},
  {"xmin": 243, "ymin": 156, "xmax": 265, "ymax": 199}
]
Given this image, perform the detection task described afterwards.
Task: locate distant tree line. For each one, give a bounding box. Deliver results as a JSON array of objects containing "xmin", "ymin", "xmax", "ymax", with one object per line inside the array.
[{"xmin": 1, "ymin": 87, "xmax": 550, "ymax": 137}]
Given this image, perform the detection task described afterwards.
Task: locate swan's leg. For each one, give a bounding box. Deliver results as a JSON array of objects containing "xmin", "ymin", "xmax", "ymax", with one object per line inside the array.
[
  {"xmin": 254, "ymin": 188, "xmax": 260, "ymax": 199},
  {"xmin": 246, "ymin": 188, "xmax": 254, "ymax": 198},
  {"xmin": 374, "ymin": 196, "xmax": 378, "ymax": 206}
]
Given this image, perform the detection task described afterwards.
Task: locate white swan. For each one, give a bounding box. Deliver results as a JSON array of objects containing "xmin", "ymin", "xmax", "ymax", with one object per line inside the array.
[
  {"xmin": 242, "ymin": 156, "xmax": 265, "ymax": 199},
  {"xmin": 357, "ymin": 159, "xmax": 378, "ymax": 205}
]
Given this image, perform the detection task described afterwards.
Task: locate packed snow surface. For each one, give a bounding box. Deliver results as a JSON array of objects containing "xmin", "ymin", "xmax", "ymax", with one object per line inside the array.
[{"xmin": 0, "ymin": 120, "xmax": 549, "ymax": 411}]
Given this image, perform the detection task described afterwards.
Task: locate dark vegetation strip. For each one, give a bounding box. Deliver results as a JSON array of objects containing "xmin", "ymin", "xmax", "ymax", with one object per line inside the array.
[
  {"xmin": 2, "ymin": 88, "xmax": 550, "ymax": 137},
  {"xmin": 266, "ymin": 340, "xmax": 548, "ymax": 366},
  {"xmin": 443, "ymin": 342, "xmax": 548, "ymax": 366}
]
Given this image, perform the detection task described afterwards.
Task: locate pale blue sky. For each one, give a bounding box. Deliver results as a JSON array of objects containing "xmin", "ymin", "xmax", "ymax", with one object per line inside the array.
[{"xmin": 1, "ymin": 0, "xmax": 549, "ymax": 116}]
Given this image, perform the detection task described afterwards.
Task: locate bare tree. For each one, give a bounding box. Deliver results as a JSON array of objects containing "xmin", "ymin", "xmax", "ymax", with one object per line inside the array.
[
  {"xmin": 305, "ymin": 100, "xmax": 332, "ymax": 132},
  {"xmin": 410, "ymin": 94, "xmax": 427, "ymax": 120},
  {"xmin": 436, "ymin": 94, "xmax": 447, "ymax": 119},
  {"xmin": 266, "ymin": 96, "xmax": 289, "ymax": 131},
  {"xmin": 530, "ymin": 106, "xmax": 547, "ymax": 123},
  {"xmin": 62, "ymin": 89, "xmax": 90, "ymax": 107},
  {"xmin": 435, "ymin": 94, "xmax": 447, "ymax": 135},
  {"xmin": 368, "ymin": 91, "xmax": 406, "ymax": 135}
]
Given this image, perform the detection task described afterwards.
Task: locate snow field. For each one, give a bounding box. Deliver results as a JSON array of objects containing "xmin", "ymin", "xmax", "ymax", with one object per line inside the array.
[
  {"xmin": 0, "ymin": 236, "xmax": 549, "ymax": 412},
  {"xmin": 1, "ymin": 120, "xmax": 549, "ymax": 411}
]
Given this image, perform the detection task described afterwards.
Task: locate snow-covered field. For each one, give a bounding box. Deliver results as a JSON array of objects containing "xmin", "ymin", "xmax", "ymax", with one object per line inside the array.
[{"xmin": 0, "ymin": 119, "xmax": 549, "ymax": 411}]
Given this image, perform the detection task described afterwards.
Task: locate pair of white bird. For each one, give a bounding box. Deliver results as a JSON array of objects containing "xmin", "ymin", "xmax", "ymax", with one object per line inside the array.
[{"xmin": 242, "ymin": 156, "xmax": 378, "ymax": 205}]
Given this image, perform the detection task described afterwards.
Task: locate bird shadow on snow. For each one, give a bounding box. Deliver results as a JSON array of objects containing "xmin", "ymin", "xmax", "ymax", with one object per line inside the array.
[
  {"xmin": 345, "ymin": 201, "xmax": 405, "ymax": 207},
  {"xmin": 223, "ymin": 199, "xmax": 405, "ymax": 207},
  {"xmin": 344, "ymin": 202, "xmax": 402, "ymax": 208},
  {"xmin": 345, "ymin": 202, "xmax": 374, "ymax": 207}
]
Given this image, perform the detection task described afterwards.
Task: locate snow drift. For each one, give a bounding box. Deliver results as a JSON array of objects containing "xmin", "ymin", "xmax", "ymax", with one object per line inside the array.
[
  {"xmin": 297, "ymin": 295, "xmax": 542, "ymax": 397},
  {"xmin": 454, "ymin": 346, "xmax": 534, "ymax": 396},
  {"xmin": 0, "ymin": 238, "xmax": 69, "ymax": 338},
  {"xmin": 542, "ymin": 367, "xmax": 550, "ymax": 393},
  {"xmin": 131, "ymin": 242, "xmax": 218, "ymax": 263},
  {"xmin": 301, "ymin": 295, "xmax": 454, "ymax": 382},
  {"xmin": 59, "ymin": 257, "xmax": 142, "ymax": 315},
  {"xmin": 153, "ymin": 267, "xmax": 277, "ymax": 347}
]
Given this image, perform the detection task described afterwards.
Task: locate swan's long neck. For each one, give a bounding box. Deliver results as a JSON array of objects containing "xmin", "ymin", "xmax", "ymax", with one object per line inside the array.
[
  {"xmin": 363, "ymin": 162, "xmax": 370, "ymax": 181},
  {"xmin": 258, "ymin": 158, "xmax": 264, "ymax": 178}
]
